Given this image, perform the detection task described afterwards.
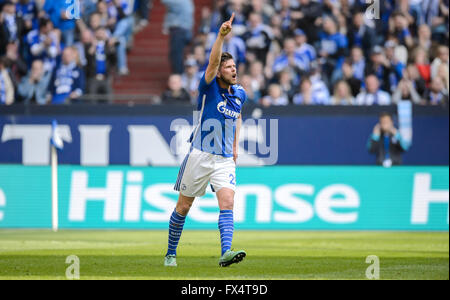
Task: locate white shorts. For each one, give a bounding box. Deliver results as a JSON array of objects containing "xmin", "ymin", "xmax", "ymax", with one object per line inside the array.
[{"xmin": 174, "ymin": 148, "xmax": 236, "ymax": 197}]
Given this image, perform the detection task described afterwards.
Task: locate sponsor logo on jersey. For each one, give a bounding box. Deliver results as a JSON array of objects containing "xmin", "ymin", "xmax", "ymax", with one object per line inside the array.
[{"xmin": 217, "ymin": 101, "xmax": 240, "ymax": 119}]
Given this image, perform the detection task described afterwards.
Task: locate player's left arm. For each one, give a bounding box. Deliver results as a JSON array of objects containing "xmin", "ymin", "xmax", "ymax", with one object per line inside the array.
[{"xmin": 233, "ymin": 114, "xmax": 242, "ymax": 163}]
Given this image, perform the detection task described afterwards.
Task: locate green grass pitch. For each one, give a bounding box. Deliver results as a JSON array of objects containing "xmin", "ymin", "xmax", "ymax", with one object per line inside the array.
[{"xmin": 0, "ymin": 230, "xmax": 448, "ymax": 280}]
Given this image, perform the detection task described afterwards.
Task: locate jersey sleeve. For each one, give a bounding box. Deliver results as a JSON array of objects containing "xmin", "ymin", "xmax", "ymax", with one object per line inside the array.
[{"xmin": 199, "ymin": 73, "xmax": 216, "ymax": 93}]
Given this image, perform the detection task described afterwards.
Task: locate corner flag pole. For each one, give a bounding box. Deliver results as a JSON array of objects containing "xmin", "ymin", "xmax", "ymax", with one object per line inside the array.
[
  {"xmin": 51, "ymin": 144, "xmax": 58, "ymax": 232},
  {"xmin": 51, "ymin": 120, "xmax": 63, "ymax": 233}
]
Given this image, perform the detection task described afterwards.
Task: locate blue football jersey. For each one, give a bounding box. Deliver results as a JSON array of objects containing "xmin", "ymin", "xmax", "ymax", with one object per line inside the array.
[{"xmin": 190, "ymin": 74, "xmax": 247, "ymax": 157}]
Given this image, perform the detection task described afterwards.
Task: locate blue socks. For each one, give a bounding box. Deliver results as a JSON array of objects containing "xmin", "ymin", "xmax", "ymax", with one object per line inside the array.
[
  {"xmin": 166, "ymin": 209, "xmax": 186, "ymax": 256},
  {"xmin": 219, "ymin": 210, "xmax": 234, "ymax": 256},
  {"xmin": 166, "ymin": 209, "xmax": 235, "ymax": 257}
]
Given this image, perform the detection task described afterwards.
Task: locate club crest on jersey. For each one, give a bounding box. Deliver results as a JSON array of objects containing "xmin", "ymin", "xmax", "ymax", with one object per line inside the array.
[{"xmin": 217, "ymin": 101, "xmax": 240, "ymax": 119}]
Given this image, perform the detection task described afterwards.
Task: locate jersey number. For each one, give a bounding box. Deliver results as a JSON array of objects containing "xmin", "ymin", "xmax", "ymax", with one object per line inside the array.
[{"xmin": 229, "ymin": 174, "xmax": 236, "ymax": 186}]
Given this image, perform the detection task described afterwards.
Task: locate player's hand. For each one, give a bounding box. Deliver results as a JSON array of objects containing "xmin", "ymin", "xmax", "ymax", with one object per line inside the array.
[
  {"xmin": 219, "ymin": 13, "xmax": 235, "ymax": 37},
  {"xmin": 233, "ymin": 146, "xmax": 238, "ymax": 163}
]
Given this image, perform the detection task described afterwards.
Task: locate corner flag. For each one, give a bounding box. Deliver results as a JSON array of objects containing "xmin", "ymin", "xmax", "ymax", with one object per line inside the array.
[
  {"xmin": 51, "ymin": 120, "xmax": 64, "ymax": 150},
  {"xmin": 50, "ymin": 120, "xmax": 63, "ymax": 232}
]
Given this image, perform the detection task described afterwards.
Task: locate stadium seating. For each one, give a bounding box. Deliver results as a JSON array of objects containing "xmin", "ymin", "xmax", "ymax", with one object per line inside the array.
[{"xmin": 112, "ymin": 0, "xmax": 213, "ymax": 104}]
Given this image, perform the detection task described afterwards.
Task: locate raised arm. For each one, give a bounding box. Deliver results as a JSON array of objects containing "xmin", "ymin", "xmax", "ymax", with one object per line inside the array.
[{"xmin": 204, "ymin": 13, "xmax": 235, "ymax": 84}]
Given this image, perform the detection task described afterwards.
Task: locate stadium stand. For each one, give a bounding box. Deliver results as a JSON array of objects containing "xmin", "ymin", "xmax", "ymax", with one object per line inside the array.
[{"xmin": 0, "ymin": 0, "xmax": 448, "ymax": 106}]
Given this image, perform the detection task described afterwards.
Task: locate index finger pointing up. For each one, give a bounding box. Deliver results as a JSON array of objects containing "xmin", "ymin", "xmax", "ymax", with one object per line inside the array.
[{"xmin": 229, "ymin": 12, "xmax": 235, "ymax": 24}]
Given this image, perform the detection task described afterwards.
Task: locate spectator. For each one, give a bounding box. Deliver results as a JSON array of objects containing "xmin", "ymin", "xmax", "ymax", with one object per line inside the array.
[
  {"xmin": 17, "ymin": 59, "xmax": 51, "ymax": 104},
  {"xmin": 162, "ymin": 0, "xmax": 194, "ymax": 74},
  {"xmin": 331, "ymin": 80, "xmax": 355, "ymax": 105},
  {"xmin": 293, "ymin": 77, "xmax": 328, "ymax": 105},
  {"xmin": 425, "ymin": 76, "xmax": 449, "ymax": 105},
  {"xmin": 250, "ymin": 0, "xmax": 273, "ymax": 26},
  {"xmin": 268, "ymin": 9, "xmax": 285, "ymax": 53},
  {"xmin": 0, "ymin": 56, "xmax": 14, "ymax": 105},
  {"xmin": 248, "ymin": 60, "xmax": 266, "ymax": 97},
  {"xmin": 390, "ymin": 11, "xmax": 414, "ymax": 48},
  {"xmin": 90, "ymin": 1, "xmax": 110, "ymax": 33},
  {"xmin": 84, "ymin": 28, "xmax": 116, "ymax": 102},
  {"xmin": 161, "ymin": 74, "xmax": 191, "ymax": 104},
  {"xmin": 16, "ymin": 0, "xmax": 39, "ymax": 32},
  {"xmin": 4, "ymin": 41, "xmax": 27, "ymax": 84},
  {"xmin": 291, "ymin": 0, "xmax": 322, "ymax": 43},
  {"xmin": 220, "ymin": 0, "xmax": 248, "ymax": 36},
  {"xmin": 273, "ymin": 38, "xmax": 307, "ymax": 78},
  {"xmin": 50, "ymin": 46, "xmax": 85, "ymax": 104},
  {"xmin": 413, "ymin": 47, "xmax": 431, "ymax": 86},
  {"xmin": 422, "ymin": 0, "xmax": 449, "ymax": 43},
  {"xmin": 193, "ymin": 44, "xmax": 208, "ymax": 73},
  {"xmin": 364, "ymin": 46, "xmax": 392, "ymax": 92},
  {"xmin": 240, "ymin": 73, "xmax": 260, "ymax": 104},
  {"xmin": 293, "ymin": 28, "xmax": 316, "ymax": 71},
  {"xmin": 367, "ymin": 112, "xmax": 409, "ymax": 167},
  {"xmin": 275, "ymin": 0, "xmax": 293, "ymax": 34},
  {"xmin": 80, "ymin": 0, "xmax": 98, "ymax": 25},
  {"xmin": 197, "ymin": 6, "xmax": 214, "ymax": 39},
  {"xmin": 181, "ymin": 57, "xmax": 201, "ymax": 104},
  {"xmin": 88, "ymin": 11, "xmax": 103, "ymax": 31},
  {"xmin": 278, "ymin": 68, "xmax": 295, "ymax": 102},
  {"xmin": 409, "ymin": 0, "xmax": 424, "ymax": 25},
  {"xmin": 109, "ymin": 0, "xmax": 134, "ymax": 54},
  {"xmin": 350, "ymin": 46, "xmax": 366, "ymax": 82},
  {"xmin": 0, "ymin": 1, "xmax": 24, "ymax": 56},
  {"xmin": 43, "ymin": 0, "xmax": 77, "ymax": 46},
  {"xmin": 356, "ymin": 74, "xmax": 392, "ymax": 105},
  {"xmin": 435, "ymin": 62, "xmax": 449, "ymax": 92},
  {"xmin": 261, "ymin": 83, "xmax": 288, "ymax": 106},
  {"xmin": 431, "ymin": 0, "xmax": 449, "ymax": 43},
  {"xmin": 384, "ymin": 40, "xmax": 406, "ymax": 93},
  {"xmin": 309, "ymin": 65, "xmax": 331, "ymax": 104},
  {"xmin": 26, "ymin": 17, "xmax": 59, "ymax": 74},
  {"xmin": 94, "ymin": 1, "xmax": 113, "ymax": 31},
  {"xmin": 431, "ymin": 45, "xmax": 449, "ymax": 79},
  {"xmin": 94, "ymin": 1, "xmax": 131, "ymax": 76},
  {"xmin": 318, "ymin": 16, "xmax": 348, "ymax": 84},
  {"xmin": 416, "ymin": 24, "xmax": 432, "ymax": 51},
  {"xmin": 385, "ymin": 38, "xmax": 408, "ymax": 67},
  {"xmin": 348, "ymin": 12, "xmax": 376, "ymax": 57},
  {"xmin": 392, "ymin": 77, "xmax": 422, "ymax": 104},
  {"xmin": 242, "ymin": 12, "xmax": 273, "ymax": 64},
  {"xmin": 136, "ymin": 0, "xmax": 153, "ymax": 29},
  {"xmin": 405, "ymin": 63, "xmax": 427, "ymax": 98},
  {"xmin": 340, "ymin": 59, "xmax": 362, "ymax": 97}
]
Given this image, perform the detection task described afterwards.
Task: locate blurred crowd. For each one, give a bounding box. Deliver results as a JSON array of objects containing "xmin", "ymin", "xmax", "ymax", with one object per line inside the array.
[
  {"xmin": 1, "ymin": 0, "xmax": 449, "ymax": 107},
  {"xmin": 0, "ymin": 0, "xmax": 151, "ymax": 105},
  {"xmin": 165, "ymin": 0, "xmax": 449, "ymax": 107}
]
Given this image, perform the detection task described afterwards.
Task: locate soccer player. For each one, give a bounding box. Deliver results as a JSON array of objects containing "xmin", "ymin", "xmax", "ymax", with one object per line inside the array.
[{"xmin": 164, "ymin": 13, "xmax": 248, "ymax": 267}]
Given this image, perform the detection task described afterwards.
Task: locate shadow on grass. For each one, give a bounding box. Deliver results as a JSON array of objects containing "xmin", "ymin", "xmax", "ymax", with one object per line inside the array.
[{"xmin": 0, "ymin": 255, "xmax": 448, "ymax": 279}]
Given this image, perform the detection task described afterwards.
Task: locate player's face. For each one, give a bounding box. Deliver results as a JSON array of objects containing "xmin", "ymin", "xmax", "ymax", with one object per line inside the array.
[{"xmin": 218, "ymin": 60, "xmax": 237, "ymax": 85}]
